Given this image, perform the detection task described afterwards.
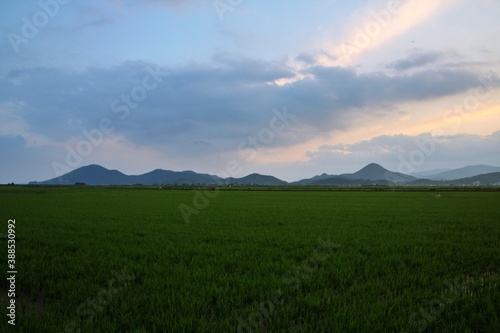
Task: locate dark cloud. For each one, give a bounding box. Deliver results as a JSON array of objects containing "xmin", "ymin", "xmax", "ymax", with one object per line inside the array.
[
  {"xmin": 283, "ymin": 65, "xmax": 490, "ymax": 131},
  {"xmin": 387, "ymin": 51, "xmax": 444, "ymax": 71},
  {"xmin": 73, "ymin": 17, "xmax": 113, "ymax": 32},
  {"xmin": 295, "ymin": 53, "xmax": 316, "ymax": 65},
  {"xmin": 1, "ymin": 58, "xmax": 496, "ymax": 161}
]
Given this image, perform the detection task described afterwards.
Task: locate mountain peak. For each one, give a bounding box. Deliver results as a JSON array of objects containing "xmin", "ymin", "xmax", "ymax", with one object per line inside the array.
[
  {"xmin": 81, "ymin": 164, "xmax": 108, "ymax": 170},
  {"xmin": 358, "ymin": 163, "xmax": 386, "ymax": 172},
  {"xmin": 338, "ymin": 163, "xmax": 415, "ymax": 183},
  {"xmin": 350, "ymin": 163, "xmax": 388, "ymax": 178}
]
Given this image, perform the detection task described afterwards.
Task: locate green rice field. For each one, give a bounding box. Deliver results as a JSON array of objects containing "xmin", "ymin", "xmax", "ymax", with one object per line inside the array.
[{"xmin": 1, "ymin": 186, "xmax": 499, "ymax": 332}]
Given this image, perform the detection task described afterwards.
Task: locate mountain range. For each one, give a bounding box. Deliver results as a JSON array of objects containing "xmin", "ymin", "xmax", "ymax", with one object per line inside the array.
[
  {"xmin": 27, "ymin": 163, "xmax": 500, "ymax": 186},
  {"xmin": 411, "ymin": 165, "xmax": 500, "ymax": 180}
]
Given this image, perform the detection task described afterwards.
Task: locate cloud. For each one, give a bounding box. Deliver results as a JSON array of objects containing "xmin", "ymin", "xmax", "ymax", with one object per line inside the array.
[
  {"xmin": 73, "ymin": 17, "xmax": 113, "ymax": 32},
  {"xmin": 295, "ymin": 53, "xmax": 317, "ymax": 65},
  {"xmin": 305, "ymin": 131, "xmax": 500, "ymax": 174},
  {"xmin": 387, "ymin": 51, "xmax": 444, "ymax": 70},
  {"xmin": 291, "ymin": 65, "xmax": 487, "ymax": 121},
  {"xmin": 1, "ymin": 57, "xmax": 495, "ymax": 163}
]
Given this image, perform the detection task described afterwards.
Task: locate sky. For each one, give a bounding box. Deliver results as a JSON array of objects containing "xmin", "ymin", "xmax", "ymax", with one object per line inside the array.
[{"xmin": 1, "ymin": 0, "xmax": 499, "ymax": 183}]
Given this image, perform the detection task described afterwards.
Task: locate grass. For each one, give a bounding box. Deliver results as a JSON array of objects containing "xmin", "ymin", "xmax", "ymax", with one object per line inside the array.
[{"xmin": 0, "ymin": 186, "xmax": 499, "ymax": 332}]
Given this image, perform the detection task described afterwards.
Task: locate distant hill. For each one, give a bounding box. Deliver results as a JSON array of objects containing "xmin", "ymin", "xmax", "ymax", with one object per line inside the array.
[
  {"xmin": 456, "ymin": 172, "xmax": 500, "ymax": 185},
  {"xmin": 297, "ymin": 163, "xmax": 416, "ymax": 186},
  {"xmin": 426, "ymin": 165, "xmax": 500, "ymax": 180},
  {"xmin": 30, "ymin": 165, "xmax": 284, "ymax": 186},
  {"xmin": 28, "ymin": 163, "xmax": 500, "ymax": 186},
  {"xmin": 410, "ymin": 168, "xmax": 452, "ymax": 178},
  {"xmin": 128, "ymin": 169, "xmax": 222, "ymax": 185},
  {"xmin": 224, "ymin": 173, "xmax": 288, "ymax": 186},
  {"xmin": 407, "ymin": 172, "xmax": 500, "ymax": 186},
  {"xmin": 30, "ymin": 164, "xmax": 130, "ymax": 185},
  {"xmin": 292, "ymin": 173, "xmax": 334, "ymax": 186},
  {"xmin": 339, "ymin": 163, "xmax": 416, "ymax": 184}
]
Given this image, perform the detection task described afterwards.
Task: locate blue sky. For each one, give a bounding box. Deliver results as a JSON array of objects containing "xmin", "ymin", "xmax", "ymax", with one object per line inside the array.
[{"xmin": 1, "ymin": 0, "xmax": 499, "ymax": 183}]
